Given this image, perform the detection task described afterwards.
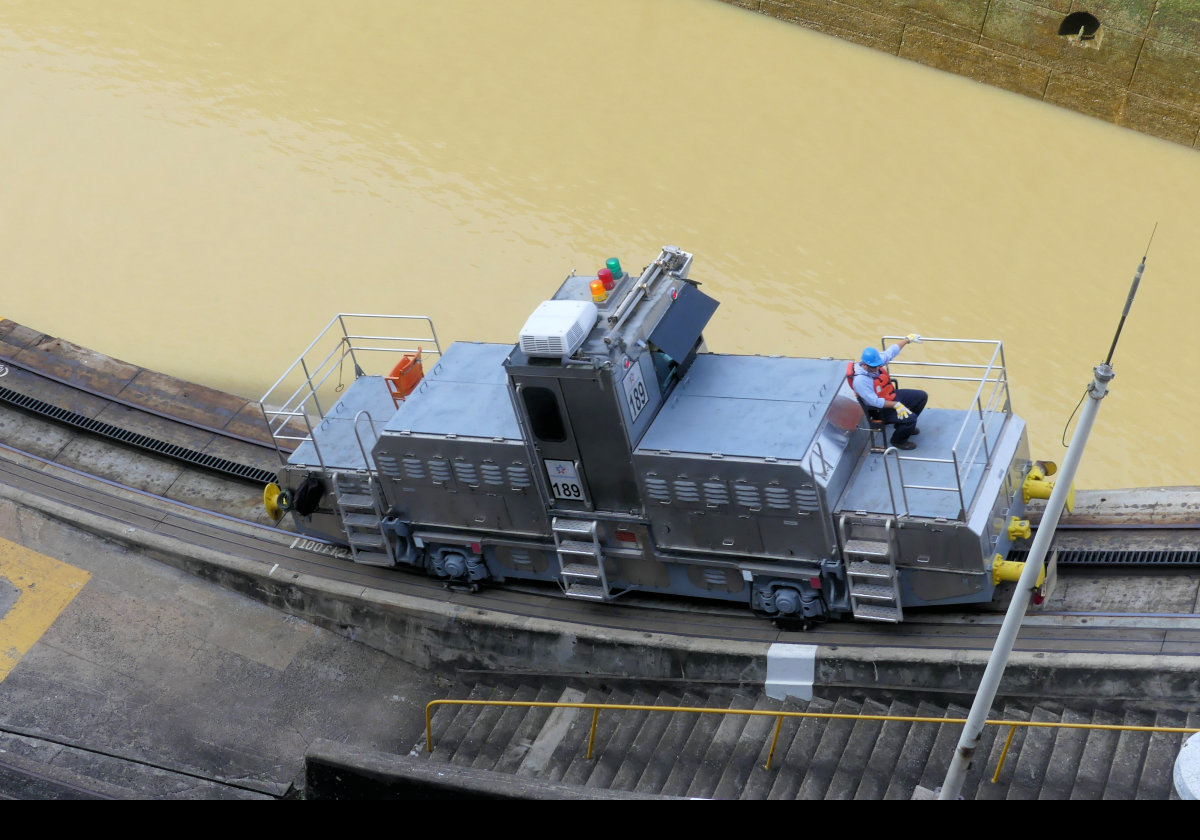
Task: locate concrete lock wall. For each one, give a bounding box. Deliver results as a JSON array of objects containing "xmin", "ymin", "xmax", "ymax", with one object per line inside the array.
[{"xmin": 721, "ymin": 0, "xmax": 1200, "ymax": 149}]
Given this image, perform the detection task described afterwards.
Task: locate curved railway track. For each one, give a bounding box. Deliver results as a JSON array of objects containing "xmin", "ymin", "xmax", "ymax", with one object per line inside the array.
[{"xmin": 1, "ymin": 341, "xmax": 1198, "ymax": 659}]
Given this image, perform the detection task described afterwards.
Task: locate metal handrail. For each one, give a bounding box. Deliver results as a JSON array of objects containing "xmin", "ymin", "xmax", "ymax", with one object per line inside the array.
[
  {"xmin": 424, "ymin": 698, "xmax": 1199, "ymax": 782},
  {"xmin": 258, "ymin": 313, "xmax": 442, "ymax": 465},
  {"xmin": 876, "ymin": 336, "xmax": 1013, "ymax": 521}
]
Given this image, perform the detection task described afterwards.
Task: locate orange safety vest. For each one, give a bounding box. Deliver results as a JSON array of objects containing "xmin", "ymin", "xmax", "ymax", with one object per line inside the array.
[{"xmin": 845, "ymin": 361, "xmax": 896, "ymax": 403}]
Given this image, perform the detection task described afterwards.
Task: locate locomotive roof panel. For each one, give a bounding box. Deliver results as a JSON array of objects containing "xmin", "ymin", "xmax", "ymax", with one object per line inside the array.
[
  {"xmin": 286, "ymin": 374, "xmax": 397, "ymax": 469},
  {"xmin": 383, "ymin": 342, "xmax": 522, "ymax": 441},
  {"xmin": 636, "ymin": 354, "xmax": 848, "ymax": 460}
]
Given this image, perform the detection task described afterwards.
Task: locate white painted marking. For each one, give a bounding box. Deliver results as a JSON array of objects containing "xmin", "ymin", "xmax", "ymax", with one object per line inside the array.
[
  {"xmin": 1176, "ymin": 732, "xmax": 1200, "ymax": 800},
  {"xmin": 765, "ymin": 643, "xmax": 816, "ymax": 702}
]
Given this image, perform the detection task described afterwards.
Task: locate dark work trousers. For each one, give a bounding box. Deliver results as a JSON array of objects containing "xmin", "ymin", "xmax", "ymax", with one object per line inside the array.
[{"xmin": 881, "ymin": 388, "xmax": 928, "ymax": 444}]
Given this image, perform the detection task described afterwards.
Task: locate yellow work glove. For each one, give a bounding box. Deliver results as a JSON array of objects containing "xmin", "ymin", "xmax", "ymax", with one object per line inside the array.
[
  {"xmin": 905, "ymin": 333, "xmax": 922, "ymax": 344},
  {"xmin": 894, "ymin": 402, "xmax": 912, "ymax": 420}
]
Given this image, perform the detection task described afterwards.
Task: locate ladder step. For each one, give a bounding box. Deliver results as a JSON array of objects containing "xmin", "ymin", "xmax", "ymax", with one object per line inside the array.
[
  {"xmin": 350, "ymin": 533, "xmax": 386, "ymax": 549},
  {"xmin": 553, "ymin": 518, "xmax": 597, "ymax": 536},
  {"xmin": 848, "ymin": 560, "xmax": 895, "ymax": 579},
  {"xmin": 563, "ymin": 582, "xmax": 607, "ymax": 601},
  {"xmin": 851, "ymin": 583, "xmax": 898, "ymax": 602},
  {"xmin": 854, "ymin": 604, "xmax": 902, "ymax": 622},
  {"xmin": 344, "ymin": 513, "xmax": 381, "ymax": 527},
  {"xmin": 844, "ymin": 539, "xmax": 890, "ymax": 557},
  {"xmin": 337, "ymin": 493, "xmax": 375, "ymax": 509},
  {"xmin": 557, "ymin": 539, "xmax": 598, "ymax": 555},
  {"xmin": 560, "ymin": 562, "xmax": 602, "ymax": 579},
  {"xmin": 349, "ymin": 550, "xmax": 396, "ymax": 568}
]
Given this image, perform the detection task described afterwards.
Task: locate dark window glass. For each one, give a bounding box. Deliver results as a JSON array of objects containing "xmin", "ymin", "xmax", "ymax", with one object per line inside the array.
[{"xmin": 522, "ymin": 386, "xmax": 566, "ymax": 442}]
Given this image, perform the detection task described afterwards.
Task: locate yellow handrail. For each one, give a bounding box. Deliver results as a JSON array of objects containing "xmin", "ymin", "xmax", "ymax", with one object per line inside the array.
[{"xmin": 424, "ymin": 698, "xmax": 1199, "ymax": 778}]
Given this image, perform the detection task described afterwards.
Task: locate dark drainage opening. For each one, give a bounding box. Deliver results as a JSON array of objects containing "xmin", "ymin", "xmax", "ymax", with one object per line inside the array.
[{"xmin": 1059, "ymin": 12, "xmax": 1101, "ymax": 40}]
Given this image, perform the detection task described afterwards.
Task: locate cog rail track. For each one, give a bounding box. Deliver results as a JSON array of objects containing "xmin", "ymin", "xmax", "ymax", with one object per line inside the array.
[{"xmin": 0, "ymin": 354, "xmax": 280, "ymax": 486}]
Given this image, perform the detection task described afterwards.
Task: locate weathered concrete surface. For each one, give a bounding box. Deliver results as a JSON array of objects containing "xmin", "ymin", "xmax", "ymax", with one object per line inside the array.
[
  {"xmin": 0, "ymin": 487, "xmax": 449, "ymax": 799},
  {"xmin": 724, "ymin": 0, "xmax": 1200, "ymax": 149}
]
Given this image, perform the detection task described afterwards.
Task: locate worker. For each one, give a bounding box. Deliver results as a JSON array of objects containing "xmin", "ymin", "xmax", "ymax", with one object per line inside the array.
[{"xmin": 850, "ymin": 334, "xmax": 928, "ymax": 450}]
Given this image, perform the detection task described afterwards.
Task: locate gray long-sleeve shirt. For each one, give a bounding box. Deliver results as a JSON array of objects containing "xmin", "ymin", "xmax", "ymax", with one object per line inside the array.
[{"xmin": 850, "ymin": 343, "xmax": 902, "ymax": 409}]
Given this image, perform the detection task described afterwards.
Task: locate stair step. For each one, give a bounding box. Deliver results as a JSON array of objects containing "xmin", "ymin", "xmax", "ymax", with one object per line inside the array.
[
  {"xmin": 762, "ymin": 696, "xmax": 835, "ymax": 800},
  {"xmin": 557, "ymin": 539, "xmax": 599, "ymax": 555},
  {"xmin": 1005, "ymin": 705, "xmax": 1059, "ymax": 800},
  {"xmin": 553, "ymin": 519, "xmax": 597, "ymax": 536},
  {"xmin": 853, "ymin": 603, "xmax": 902, "ymax": 622},
  {"xmin": 337, "ymin": 493, "xmax": 375, "ymax": 510},
  {"xmin": 583, "ymin": 687, "xmax": 660, "ymax": 790},
  {"xmin": 493, "ymin": 685, "xmax": 572, "ymax": 775},
  {"xmin": 853, "ymin": 698, "xmax": 918, "ymax": 800},
  {"xmin": 851, "ymin": 583, "xmax": 897, "ymax": 602},
  {"xmin": 610, "ymin": 689, "xmax": 681, "ymax": 792},
  {"xmin": 350, "ymin": 533, "xmax": 386, "ymax": 549},
  {"xmin": 343, "ymin": 512, "xmax": 381, "ymax": 527},
  {"xmin": 560, "ymin": 562, "xmax": 602, "ymax": 579},
  {"xmin": 349, "ymin": 550, "xmax": 394, "ymax": 567},
  {"xmin": 563, "ymin": 582, "xmax": 607, "ymax": 600},
  {"xmin": 469, "ymin": 684, "xmax": 541, "ymax": 772},
  {"xmin": 797, "ymin": 696, "xmax": 862, "ymax": 800},
  {"xmin": 848, "ymin": 560, "xmax": 895, "ymax": 579},
  {"xmin": 516, "ymin": 687, "xmax": 587, "ymax": 778},
  {"xmin": 827, "ymin": 697, "xmax": 891, "ymax": 800},
  {"xmin": 636, "ymin": 690, "xmax": 706, "ymax": 794},
  {"xmin": 844, "ymin": 538, "xmax": 890, "ymax": 557}
]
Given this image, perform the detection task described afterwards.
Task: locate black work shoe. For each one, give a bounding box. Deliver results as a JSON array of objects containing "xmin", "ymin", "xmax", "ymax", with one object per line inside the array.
[
  {"xmin": 910, "ymin": 428, "xmax": 920, "ymax": 436},
  {"xmin": 892, "ymin": 440, "xmax": 917, "ymax": 450}
]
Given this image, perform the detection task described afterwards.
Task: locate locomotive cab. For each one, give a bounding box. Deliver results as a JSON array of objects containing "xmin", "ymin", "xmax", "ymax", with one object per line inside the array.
[{"xmin": 505, "ymin": 246, "xmax": 717, "ymax": 518}]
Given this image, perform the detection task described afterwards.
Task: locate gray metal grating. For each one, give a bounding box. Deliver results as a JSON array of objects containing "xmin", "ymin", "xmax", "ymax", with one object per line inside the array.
[
  {"xmin": 0, "ymin": 383, "xmax": 278, "ymax": 485},
  {"xmin": 1010, "ymin": 548, "xmax": 1200, "ymax": 566}
]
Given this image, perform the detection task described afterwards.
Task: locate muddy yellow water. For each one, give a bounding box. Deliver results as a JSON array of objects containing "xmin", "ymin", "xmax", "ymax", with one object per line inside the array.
[{"xmin": 1, "ymin": 0, "xmax": 1197, "ymax": 491}]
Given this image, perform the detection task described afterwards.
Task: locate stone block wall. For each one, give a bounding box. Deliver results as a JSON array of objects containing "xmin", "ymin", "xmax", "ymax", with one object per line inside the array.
[{"xmin": 722, "ymin": 0, "xmax": 1200, "ymax": 148}]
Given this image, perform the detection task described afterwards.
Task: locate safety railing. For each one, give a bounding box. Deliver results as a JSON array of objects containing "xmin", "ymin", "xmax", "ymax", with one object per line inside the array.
[
  {"xmin": 874, "ymin": 336, "xmax": 1013, "ymax": 521},
  {"xmin": 425, "ymin": 698, "xmax": 1199, "ymax": 783},
  {"xmin": 258, "ymin": 313, "xmax": 442, "ymax": 466}
]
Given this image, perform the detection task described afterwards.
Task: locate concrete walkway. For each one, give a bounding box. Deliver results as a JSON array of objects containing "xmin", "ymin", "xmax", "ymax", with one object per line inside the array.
[{"xmin": 0, "ymin": 493, "xmax": 445, "ymax": 799}]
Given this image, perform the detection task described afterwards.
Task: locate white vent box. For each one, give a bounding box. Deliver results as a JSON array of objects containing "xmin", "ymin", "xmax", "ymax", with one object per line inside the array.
[{"xmin": 518, "ymin": 300, "xmax": 598, "ymax": 359}]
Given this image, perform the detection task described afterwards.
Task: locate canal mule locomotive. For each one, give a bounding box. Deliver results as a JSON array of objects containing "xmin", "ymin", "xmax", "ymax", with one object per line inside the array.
[{"xmin": 261, "ymin": 246, "xmax": 1056, "ymax": 625}]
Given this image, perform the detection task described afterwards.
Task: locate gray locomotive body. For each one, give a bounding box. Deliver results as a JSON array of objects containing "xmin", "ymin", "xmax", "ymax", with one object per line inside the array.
[{"xmin": 263, "ymin": 246, "xmax": 1043, "ymax": 624}]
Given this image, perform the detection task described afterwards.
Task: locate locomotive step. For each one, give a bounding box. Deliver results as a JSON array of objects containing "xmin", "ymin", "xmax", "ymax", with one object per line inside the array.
[
  {"xmin": 847, "ymin": 560, "xmax": 895, "ymax": 579},
  {"xmin": 560, "ymin": 562, "xmax": 603, "ymax": 579},
  {"xmin": 563, "ymin": 582, "xmax": 607, "ymax": 601},
  {"xmin": 853, "ymin": 603, "xmax": 902, "ymax": 622},
  {"xmin": 844, "ymin": 539, "xmax": 891, "ymax": 557},
  {"xmin": 336, "ymin": 493, "xmax": 376, "ymax": 510},
  {"xmin": 850, "ymin": 583, "xmax": 899, "ymax": 602},
  {"xmin": 552, "ymin": 519, "xmax": 597, "ymax": 536},
  {"xmin": 347, "ymin": 550, "xmax": 395, "ymax": 567},
  {"xmin": 557, "ymin": 539, "xmax": 600, "ymax": 555},
  {"xmin": 350, "ymin": 533, "xmax": 386, "ymax": 549},
  {"xmin": 343, "ymin": 513, "xmax": 381, "ymax": 527}
]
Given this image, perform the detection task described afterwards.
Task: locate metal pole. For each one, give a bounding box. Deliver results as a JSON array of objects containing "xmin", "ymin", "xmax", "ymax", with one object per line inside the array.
[{"xmin": 938, "ymin": 362, "xmax": 1115, "ymax": 800}]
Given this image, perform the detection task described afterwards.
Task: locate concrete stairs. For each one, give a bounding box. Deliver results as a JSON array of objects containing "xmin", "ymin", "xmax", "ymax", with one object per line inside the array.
[{"xmin": 409, "ymin": 678, "xmax": 1198, "ymax": 800}]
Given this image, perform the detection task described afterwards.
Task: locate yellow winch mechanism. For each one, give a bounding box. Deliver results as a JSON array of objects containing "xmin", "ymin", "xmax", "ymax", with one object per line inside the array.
[
  {"xmin": 1021, "ymin": 460, "xmax": 1075, "ymax": 513},
  {"xmin": 991, "ymin": 554, "xmax": 1045, "ymax": 589},
  {"xmin": 264, "ymin": 482, "xmax": 291, "ymax": 519}
]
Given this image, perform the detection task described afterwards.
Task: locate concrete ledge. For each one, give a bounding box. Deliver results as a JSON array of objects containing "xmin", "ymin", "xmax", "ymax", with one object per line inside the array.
[
  {"xmin": 304, "ymin": 739, "xmax": 671, "ymax": 799},
  {"xmin": 4, "ymin": 471, "xmax": 1200, "ymax": 708}
]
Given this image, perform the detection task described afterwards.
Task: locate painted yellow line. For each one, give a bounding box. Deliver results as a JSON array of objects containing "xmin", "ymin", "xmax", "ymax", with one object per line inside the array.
[{"xmin": 0, "ymin": 537, "xmax": 90, "ymax": 682}]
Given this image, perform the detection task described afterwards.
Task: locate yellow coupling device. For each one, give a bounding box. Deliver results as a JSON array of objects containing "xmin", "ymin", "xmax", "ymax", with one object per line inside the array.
[
  {"xmin": 1022, "ymin": 460, "xmax": 1075, "ymax": 513},
  {"xmin": 1007, "ymin": 515, "xmax": 1031, "ymax": 540},
  {"xmin": 263, "ymin": 482, "xmax": 283, "ymax": 519},
  {"xmin": 991, "ymin": 554, "xmax": 1045, "ymax": 588}
]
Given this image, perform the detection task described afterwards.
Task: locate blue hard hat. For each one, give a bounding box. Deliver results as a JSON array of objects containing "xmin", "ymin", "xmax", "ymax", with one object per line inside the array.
[{"xmin": 861, "ymin": 347, "xmax": 884, "ymax": 367}]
